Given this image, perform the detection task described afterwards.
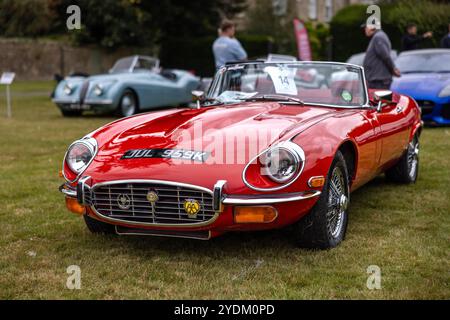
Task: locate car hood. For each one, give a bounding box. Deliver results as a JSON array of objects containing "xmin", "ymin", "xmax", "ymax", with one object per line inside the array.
[
  {"xmin": 85, "ymin": 102, "xmax": 346, "ymax": 191},
  {"xmin": 64, "ymin": 72, "xmax": 131, "ymax": 84},
  {"xmin": 391, "ymin": 73, "xmax": 450, "ymax": 97}
]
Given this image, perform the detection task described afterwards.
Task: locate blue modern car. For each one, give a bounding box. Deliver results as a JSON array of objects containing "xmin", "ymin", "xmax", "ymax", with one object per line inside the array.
[
  {"xmin": 391, "ymin": 49, "xmax": 450, "ymax": 125},
  {"xmin": 52, "ymin": 55, "xmax": 200, "ymax": 117}
]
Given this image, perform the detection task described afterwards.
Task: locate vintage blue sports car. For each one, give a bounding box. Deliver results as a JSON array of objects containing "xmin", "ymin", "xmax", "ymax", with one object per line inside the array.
[
  {"xmin": 52, "ymin": 55, "xmax": 200, "ymax": 117},
  {"xmin": 391, "ymin": 49, "xmax": 450, "ymax": 125}
]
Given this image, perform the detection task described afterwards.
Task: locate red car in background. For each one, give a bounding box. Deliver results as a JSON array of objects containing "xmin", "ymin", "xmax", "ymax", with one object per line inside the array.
[{"xmin": 59, "ymin": 61, "xmax": 422, "ymax": 249}]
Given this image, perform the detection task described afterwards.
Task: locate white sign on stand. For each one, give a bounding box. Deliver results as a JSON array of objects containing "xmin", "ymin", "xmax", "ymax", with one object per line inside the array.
[{"xmin": 1, "ymin": 72, "xmax": 15, "ymax": 118}]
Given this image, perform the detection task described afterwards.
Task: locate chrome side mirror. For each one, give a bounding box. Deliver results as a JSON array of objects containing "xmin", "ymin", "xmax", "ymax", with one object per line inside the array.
[
  {"xmin": 191, "ymin": 90, "xmax": 205, "ymax": 109},
  {"xmin": 374, "ymin": 90, "xmax": 393, "ymax": 112}
]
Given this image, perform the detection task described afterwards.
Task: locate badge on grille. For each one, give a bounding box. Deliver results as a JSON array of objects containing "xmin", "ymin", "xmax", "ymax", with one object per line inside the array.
[
  {"xmin": 117, "ymin": 194, "xmax": 131, "ymax": 210},
  {"xmin": 146, "ymin": 191, "xmax": 159, "ymax": 204},
  {"xmin": 184, "ymin": 199, "xmax": 201, "ymax": 218}
]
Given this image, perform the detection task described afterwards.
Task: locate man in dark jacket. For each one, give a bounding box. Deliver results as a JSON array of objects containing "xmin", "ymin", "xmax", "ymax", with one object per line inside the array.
[
  {"xmin": 401, "ymin": 23, "xmax": 432, "ymax": 51},
  {"xmin": 441, "ymin": 24, "xmax": 450, "ymax": 49},
  {"xmin": 363, "ymin": 23, "xmax": 401, "ymax": 90}
]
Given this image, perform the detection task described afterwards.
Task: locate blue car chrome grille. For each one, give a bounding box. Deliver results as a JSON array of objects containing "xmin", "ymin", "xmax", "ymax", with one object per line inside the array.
[
  {"xmin": 91, "ymin": 183, "xmax": 215, "ymax": 225},
  {"xmin": 79, "ymin": 80, "xmax": 90, "ymax": 104}
]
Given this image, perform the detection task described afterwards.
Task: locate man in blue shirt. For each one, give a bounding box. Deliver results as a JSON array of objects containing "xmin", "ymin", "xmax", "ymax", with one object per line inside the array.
[{"xmin": 213, "ymin": 20, "xmax": 247, "ymax": 69}]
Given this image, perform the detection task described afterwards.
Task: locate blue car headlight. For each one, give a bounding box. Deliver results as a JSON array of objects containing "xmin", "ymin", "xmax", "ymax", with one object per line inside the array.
[
  {"xmin": 438, "ymin": 85, "xmax": 450, "ymax": 98},
  {"xmin": 93, "ymin": 84, "xmax": 104, "ymax": 96},
  {"xmin": 63, "ymin": 83, "xmax": 75, "ymax": 95},
  {"xmin": 93, "ymin": 80, "xmax": 117, "ymax": 96}
]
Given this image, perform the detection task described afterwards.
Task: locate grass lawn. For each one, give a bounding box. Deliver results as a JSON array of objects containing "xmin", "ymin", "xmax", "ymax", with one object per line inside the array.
[{"xmin": 0, "ymin": 81, "xmax": 449, "ymax": 299}]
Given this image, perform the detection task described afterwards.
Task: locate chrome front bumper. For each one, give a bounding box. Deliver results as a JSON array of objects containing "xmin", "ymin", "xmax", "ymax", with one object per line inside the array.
[
  {"xmin": 223, "ymin": 190, "xmax": 321, "ymax": 204},
  {"xmin": 59, "ymin": 184, "xmax": 77, "ymax": 197},
  {"xmin": 60, "ymin": 178, "xmax": 321, "ymax": 228},
  {"xmin": 60, "ymin": 178, "xmax": 321, "ymax": 206},
  {"xmin": 52, "ymin": 98, "xmax": 113, "ymax": 105}
]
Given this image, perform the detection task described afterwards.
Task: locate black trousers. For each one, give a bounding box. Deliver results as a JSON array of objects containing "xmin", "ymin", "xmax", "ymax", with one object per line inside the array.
[{"xmin": 368, "ymin": 79, "xmax": 392, "ymax": 90}]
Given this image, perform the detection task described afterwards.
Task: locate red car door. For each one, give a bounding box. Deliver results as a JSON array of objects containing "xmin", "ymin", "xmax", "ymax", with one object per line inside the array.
[{"xmin": 374, "ymin": 101, "xmax": 410, "ymax": 171}]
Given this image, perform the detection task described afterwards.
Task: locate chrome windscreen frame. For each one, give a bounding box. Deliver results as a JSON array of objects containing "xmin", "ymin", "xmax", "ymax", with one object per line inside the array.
[{"xmin": 207, "ymin": 61, "xmax": 371, "ymax": 109}]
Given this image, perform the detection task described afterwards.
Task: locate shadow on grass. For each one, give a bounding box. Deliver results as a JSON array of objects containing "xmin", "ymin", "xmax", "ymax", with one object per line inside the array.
[{"xmin": 103, "ymin": 228, "xmax": 296, "ymax": 261}]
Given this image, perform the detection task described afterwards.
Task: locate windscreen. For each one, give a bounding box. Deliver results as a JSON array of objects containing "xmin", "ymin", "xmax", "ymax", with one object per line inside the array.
[
  {"xmin": 208, "ymin": 62, "xmax": 367, "ymax": 107},
  {"xmin": 396, "ymin": 52, "xmax": 450, "ymax": 73},
  {"xmin": 110, "ymin": 57, "xmax": 135, "ymax": 73}
]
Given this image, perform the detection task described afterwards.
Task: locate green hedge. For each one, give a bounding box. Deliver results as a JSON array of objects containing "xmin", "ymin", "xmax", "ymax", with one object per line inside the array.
[
  {"xmin": 159, "ymin": 35, "xmax": 273, "ymax": 77},
  {"xmin": 330, "ymin": 0, "xmax": 450, "ymax": 62}
]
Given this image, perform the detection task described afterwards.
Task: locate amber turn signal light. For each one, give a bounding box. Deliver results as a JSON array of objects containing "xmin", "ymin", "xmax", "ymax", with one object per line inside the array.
[
  {"xmin": 234, "ymin": 206, "xmax": 277, "ymax": 224},
  {"xmin": 65, "ymin": 197, "xmax": 86, "ymax": 215},
  {"xmin": 308, "ymin": 176, "xmax": 325, "ymax": 188}
]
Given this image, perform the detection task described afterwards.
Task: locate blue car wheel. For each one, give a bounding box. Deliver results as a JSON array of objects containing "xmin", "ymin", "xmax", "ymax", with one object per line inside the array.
[{"xmin": 119, "ymin": 90, "xmax": 138, "ymax": 117}]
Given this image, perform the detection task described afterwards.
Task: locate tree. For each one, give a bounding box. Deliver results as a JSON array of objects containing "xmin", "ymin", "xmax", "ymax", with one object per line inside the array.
[
  {"xmin": 0, "ymin": 0, "xmax": 248, "ymax": 49},
  {"xmin": 138, "ymin": 0, "xmax": 248, "ymax": 38},
  {"xmin": 0, "ymin": 0, "xmax": 56, "ymax": 37}
]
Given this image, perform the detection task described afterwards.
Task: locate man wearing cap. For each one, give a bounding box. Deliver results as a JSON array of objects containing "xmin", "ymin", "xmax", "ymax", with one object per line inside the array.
[
  {"xmin": 362, "ymin": 21, "xmax": 400, "ymax": 90},
  {"xmin": 212, "ymin": 20, "xmax": 248, "ymax": 70}
]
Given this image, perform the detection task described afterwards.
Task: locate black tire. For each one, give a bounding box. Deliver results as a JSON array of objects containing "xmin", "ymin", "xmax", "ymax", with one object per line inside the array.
[
  {"xmin": 83, "ymin": 215, "xmax": 116, "ymax": 234},
  {"xmin": 61, "ymin": 109, "xmax": 82, "ymax": 117},
  {"xmin": 385, "ymin": 135, "xmax": 419, "ymax": 184},
  {"xmin": 117, "ymin": 89, "xmax": 138, "ymax": 117},
  {"xmin": 293, "ymin": 151, "xmax": 350, "ymax": 249}
]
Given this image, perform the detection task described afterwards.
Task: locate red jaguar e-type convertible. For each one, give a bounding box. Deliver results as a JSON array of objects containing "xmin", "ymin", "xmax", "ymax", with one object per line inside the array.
[{"xmin": 59, "ymin": 61, "xmax": 422, "ymax": 249}]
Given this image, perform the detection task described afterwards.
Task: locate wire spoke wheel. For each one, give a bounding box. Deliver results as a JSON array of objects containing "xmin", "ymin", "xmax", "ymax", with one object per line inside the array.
[
  {"xmin": 326, "ymin": 166, "xmax": 348, "ymax": 238},
  {"xmin": 407, "ymin": 137, "xmax": 419, "ymax": 180},
  {"xmin": 294, "ymin": 151, "xmax": 349, "ymax": 249}
]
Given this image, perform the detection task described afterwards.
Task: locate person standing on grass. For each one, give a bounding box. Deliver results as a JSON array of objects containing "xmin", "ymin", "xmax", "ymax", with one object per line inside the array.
[
  {"xmin": 362, "ymin": 20, "xmax": 401, "ymax": 90},
  {"xmin": 212, "ymin": 20, "xmax": 247, "ymax": 70},
  {"xmin": 441, "ymin": 23, "xmax": 450, "ymax": 49},
  {"xmin": 401, "ymin": 23, "xmax": 433, "ymax": 51}
]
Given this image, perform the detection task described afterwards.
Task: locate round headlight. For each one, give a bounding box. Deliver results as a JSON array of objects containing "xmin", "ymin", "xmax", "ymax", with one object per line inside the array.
[
  {"xmin": 93, "ymin": 84, "xmax": 103, "ymax": 96},
  {"xmin": 65, "ymin": 139, "xmax": 96, "ymax": 174},
  {"xmin": 242, "ymin": 141, "xmax": 305, "ymax": 191},
  {"xmin": 64, "ymin": 83, "xmax": 73, "ymax": 95},
  {"xmin": 261, "ymin": 146, "xmax": 300, "ymax": 183}
]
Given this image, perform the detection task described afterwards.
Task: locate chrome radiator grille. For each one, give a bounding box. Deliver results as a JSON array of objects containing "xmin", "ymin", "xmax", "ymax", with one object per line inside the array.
[
  {"xmin": 91, "ymin": 182, "xmax": 215, "ymax": 225},
  {"xmin": 79, "ymin": 80, "xmax": 90, "ymax": 104}
]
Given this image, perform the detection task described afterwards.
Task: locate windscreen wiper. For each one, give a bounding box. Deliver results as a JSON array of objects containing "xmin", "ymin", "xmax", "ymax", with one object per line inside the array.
[{"xmin": 243, "ymin": 94, "xmax": 304, "ymax": 105}]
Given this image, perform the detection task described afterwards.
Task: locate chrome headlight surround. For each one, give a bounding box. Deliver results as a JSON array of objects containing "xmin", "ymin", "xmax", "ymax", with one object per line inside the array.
[
  {"xmin": 63, "ymin": 137, "xmax": 98, "ymax": 183},
  {"xmin": 93, "ymin": 84, "xmax": 104, "ymax": 96},
  {"xmin": 438, "ymin": 84, "xmax": 450, "ymax": 98},
  {"xmin": 93, "ymin": 80, "xmax": 117, "ymax": 96},
  {"xmin": 243, "ymin": 141, "xmax": 306, "ymax": 192},
  {"xmin": 63, "ymin": 83, "xmax": 74, "ymax": 95}
]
